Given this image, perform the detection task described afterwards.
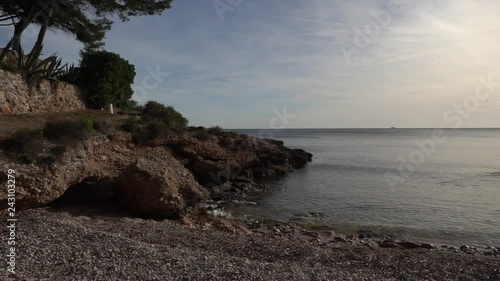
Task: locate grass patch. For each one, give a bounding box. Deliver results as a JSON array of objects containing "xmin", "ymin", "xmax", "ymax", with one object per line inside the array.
[{"xmin": 1, "ymin": 114, "xmax": 103, "ymax": 165}]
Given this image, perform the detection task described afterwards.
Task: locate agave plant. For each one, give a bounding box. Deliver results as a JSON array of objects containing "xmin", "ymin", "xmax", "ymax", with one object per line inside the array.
[
  {"xmin": 42, "ymin": 56, "xmax": 66, "ymax": 80},
  {"xmin": 18, "ymin": 44, "xmax": 67, "ymax": 80},
  {"xmin": 57, "ymin": 63, "xmax": 81, "ymax": 84}
]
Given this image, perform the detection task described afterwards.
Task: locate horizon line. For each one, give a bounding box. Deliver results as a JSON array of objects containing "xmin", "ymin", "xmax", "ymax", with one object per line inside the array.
[{"xmin": 225, "ymin": 127, "xmax": 500, "ymax": 130}]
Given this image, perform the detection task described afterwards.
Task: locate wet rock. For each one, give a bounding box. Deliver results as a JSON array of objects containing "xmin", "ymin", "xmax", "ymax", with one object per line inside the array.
[
  {"xmin": 420, "ymin": 243, "xmax": 436, "ymax": 250},
  {"xmin": 378, "ymin": 240, "xmax": 401, "ymax": 248},
  {"xmin": 460, "ymin": 245, "xmax": 470, "ymax": 251},
  {"xmin": 398, "ymin": 241, "xmax": 420, "ymax": 249},
  {"xmin": 459, "ymin": 245, "xmax": 478, "ymax": 254}
]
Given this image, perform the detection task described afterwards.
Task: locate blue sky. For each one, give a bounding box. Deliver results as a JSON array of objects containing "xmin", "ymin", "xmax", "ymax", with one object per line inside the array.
[{"xmin": 1, "ymin": 0, "xmax": 500, "ymax": 128}]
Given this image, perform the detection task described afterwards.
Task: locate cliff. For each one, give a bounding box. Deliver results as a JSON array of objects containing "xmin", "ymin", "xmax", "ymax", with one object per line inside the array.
[
  {"xmin": 0, "ymin": 70, "xmax": 86, "ymax": 114},
  {"xmin": 0, "ymin": 122, "xmax": 312, "ymax": 218}
]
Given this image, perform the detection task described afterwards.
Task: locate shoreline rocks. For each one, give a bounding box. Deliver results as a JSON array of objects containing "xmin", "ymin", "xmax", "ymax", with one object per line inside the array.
[{"xmin": 0, "ymin": 128, "xmax": 313, "ymax": 218}]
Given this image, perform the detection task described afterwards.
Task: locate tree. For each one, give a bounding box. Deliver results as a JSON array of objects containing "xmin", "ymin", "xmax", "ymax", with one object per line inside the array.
[
  {"xmin": 78, "ymin": 49, "xmax": 136, "ymax": 109},
  {"xmin": 0, "ymin": 0, "xmax": 173, "ymax": 61}
]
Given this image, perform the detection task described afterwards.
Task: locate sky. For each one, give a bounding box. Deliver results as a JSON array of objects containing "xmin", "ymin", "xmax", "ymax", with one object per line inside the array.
[{"xmin": 1, "ymin": 0, "xmax": 500, "ymax": 129}]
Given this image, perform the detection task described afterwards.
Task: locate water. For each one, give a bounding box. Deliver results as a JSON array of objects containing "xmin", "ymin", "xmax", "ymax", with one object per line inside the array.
[{"xmin": 229, "ymin": 129, "xmax": 500, "ymax": 246}]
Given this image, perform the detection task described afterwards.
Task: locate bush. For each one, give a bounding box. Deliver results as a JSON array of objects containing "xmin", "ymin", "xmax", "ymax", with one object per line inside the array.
[
  {"xmin": 208, "ymin": 126, "xmax": 223, "ymax": 135},
  {"xmin": 122, "ymin": 99, "xmax": 144, "ymax": 111},
  {"xmin": 80, "ymin": 114, "xmax": 96, "ymax": 132},
  {"xmin": 94, "ymin": 119, "xmax": 114, "ymax": 135},
  {"xmin": 78, "ymin": 50, "xmax": 136, "ymax": 108},
  {"xmin": 42, "ymin": 117, "xmax": 96, "ymax": 143},
  {"xmin": 126, "ymin": 120, "xmax": 173, "ymax": 145},
  {"xmin": 1, "ymin": 117, "xmax": 98, "ymax": 164},
  {"xmin": 143, "ymin": 101, "xmax": 189, "ymax": 129},
  {"xmin": 1, "ymin": 129, "xmax": 44, "ymax": 163}
]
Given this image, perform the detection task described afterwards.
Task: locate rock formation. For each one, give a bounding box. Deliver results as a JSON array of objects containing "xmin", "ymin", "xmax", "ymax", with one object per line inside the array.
[
  {"xmin": 0, "ymin": 129, "xmax": 312, "ymax": 217},
  {"xmin": 118, "ymin": 157, "xmax": 209, "ymax": 218}
]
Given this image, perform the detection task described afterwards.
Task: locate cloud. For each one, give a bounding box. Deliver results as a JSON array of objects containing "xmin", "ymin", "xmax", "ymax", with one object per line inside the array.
[{"xmin": 1, "ymin": 0, "xmax": 499, "ymax": 128}]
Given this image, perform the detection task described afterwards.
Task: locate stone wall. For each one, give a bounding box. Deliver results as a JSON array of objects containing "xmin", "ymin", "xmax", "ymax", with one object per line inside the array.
[{"xmin": 0, "ymin": 70, "xmax": 86, "ymax": 114}]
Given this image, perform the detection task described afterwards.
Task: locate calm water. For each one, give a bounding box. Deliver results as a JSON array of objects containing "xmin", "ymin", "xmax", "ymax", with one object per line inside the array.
[{"xmin": 230, "ymin": 129, "xmax": 500, "ymax": 246}]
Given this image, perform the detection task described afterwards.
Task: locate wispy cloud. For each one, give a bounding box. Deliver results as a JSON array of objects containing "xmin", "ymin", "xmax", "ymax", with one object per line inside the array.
[{"xmin": 1, "ymin": 0, "xmax": 499, "ymax": 128}]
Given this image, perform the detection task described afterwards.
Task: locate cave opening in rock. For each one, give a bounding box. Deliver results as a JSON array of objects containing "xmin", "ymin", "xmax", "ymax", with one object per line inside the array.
[{"xmin": 50, "ymin": 178, "xmax": 129, "ymax": 215}]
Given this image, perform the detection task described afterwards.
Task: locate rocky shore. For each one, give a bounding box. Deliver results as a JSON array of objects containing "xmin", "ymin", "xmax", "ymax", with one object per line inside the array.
[
  {"xmin": 0, "ymin": 207, "xmax": 498, "ymax": 280},
  {"xmin": 0, "ymin": 120, "xmax": 313, "ymax": 218},
  {"xmin": 1, "ymin": 112, "xmax": 499, "ymax": 280}
]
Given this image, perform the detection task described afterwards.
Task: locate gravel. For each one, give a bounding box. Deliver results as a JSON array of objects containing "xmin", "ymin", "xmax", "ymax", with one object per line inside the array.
[{"xmin": 1, "ymin": 207, "xmax": 499, "ymax": 281}]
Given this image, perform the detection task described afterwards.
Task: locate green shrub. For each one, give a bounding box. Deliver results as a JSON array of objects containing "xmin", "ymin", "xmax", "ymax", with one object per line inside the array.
[
  {"xmin": 78, "ymin": 50, "xmax": 136, "ymax": 108},
  {"xmin": 146, "ymin": 119, "xmax": 172, "ymax": 139},
  {"xmin": 122, "ymin": 99, "xmax": 144, "ymax": 111},
  {"xmin": 42, "ymin": 119, "xmax": 94, "ymax": 142},
  {"xmin": 80, "ymin": 114, "xmax": 96, "ymax": 132},
  {"xmin": 0, "ymin": 129, "xmax": 45, "ymax": 164},
  {"xmin": 143, "ymin": 101, "xmax": 188, "ymax": 129},
  {"xmin": 208, "ymin": 126, "xmax": 223, "ymax": 135},
  {"xmin": 127, "ymin": 119, "xmax": 174, "ymax": 145},
  {"xmin": 94, "ymin": 119, "xmax": 115, "ymax": 135}
]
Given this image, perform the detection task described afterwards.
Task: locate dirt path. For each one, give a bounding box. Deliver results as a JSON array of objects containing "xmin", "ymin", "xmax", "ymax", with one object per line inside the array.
[{"xmin": 0, "ymin": 110, "xmax": 130, "ymax": 140}]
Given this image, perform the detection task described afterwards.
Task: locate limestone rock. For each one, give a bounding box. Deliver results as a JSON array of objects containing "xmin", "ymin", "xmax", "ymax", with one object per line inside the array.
[
  {"xmin": 118, "ymin": 157, "xmax": 209, "ymax": 218},
  {"xmin": 0, "ymin": 70, "xmax": 86, "ymax": 114}
]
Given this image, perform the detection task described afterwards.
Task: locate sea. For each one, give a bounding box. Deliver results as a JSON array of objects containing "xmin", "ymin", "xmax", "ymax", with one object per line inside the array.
[{"xmin": 228, "ymin": 128, "xmax": 500, "ymax": 247}]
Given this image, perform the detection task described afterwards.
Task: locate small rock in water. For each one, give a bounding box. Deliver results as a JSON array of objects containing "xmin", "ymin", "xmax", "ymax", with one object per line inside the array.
[
  {"xmin": 460, "ymin": 245, "xmax": 470, "ymax": 252},
  {"xmin": 378, "ymin": 240, "xmax": 401, "ymax": 248},
  {"xmin": 397, "ymin": 241, "xmax": 420, "ymax": 249},
  {"xmin": 420, "ymin": 243, "xmax": 435, "ymax": 250}
]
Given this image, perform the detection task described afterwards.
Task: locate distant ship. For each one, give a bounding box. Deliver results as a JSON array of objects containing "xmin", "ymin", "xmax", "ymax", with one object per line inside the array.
[{"xmin": 390, "ymin": 127, "xmax": 396, "ymax": 129}]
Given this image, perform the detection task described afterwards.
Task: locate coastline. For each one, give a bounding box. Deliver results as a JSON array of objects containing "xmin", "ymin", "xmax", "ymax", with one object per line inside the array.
[
  {"xmin": 206, "ymin": 200, "xmax": 500, "ymax": 257},
  {"xmin": 2, "ymin": 207, "xmax": 498, "ymax": 280},
  {"xmin": 1, "ymin": 112, "xmax": 499, "ymax": 280}
]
